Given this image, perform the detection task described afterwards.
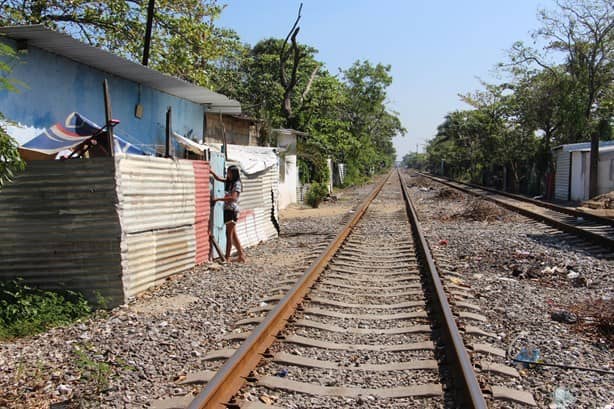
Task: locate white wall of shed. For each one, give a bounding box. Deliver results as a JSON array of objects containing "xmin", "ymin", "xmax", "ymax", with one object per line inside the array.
[
  {"xmin": 278, "ymin": 154, "xmax": 297, "ymax": 209},
  {"xmin": 570, "ymin": 151, "xmax": 587, "ymax": 201},
  {"xmin": 597, "ymin": 150, "xmax": 614, "ymax": 196}
]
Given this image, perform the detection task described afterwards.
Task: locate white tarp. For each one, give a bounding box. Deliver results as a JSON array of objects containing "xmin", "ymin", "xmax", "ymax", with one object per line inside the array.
[
  {"xmin": 210, "ymin": 143, "xmax": 278, "ymax": 175},
  {"xmin": 174, "ymin": 132, "xmax": 207, "ymax": 155}
]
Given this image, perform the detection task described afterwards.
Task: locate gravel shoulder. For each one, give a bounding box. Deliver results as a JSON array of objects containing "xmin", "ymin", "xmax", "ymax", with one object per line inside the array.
[
  {"xmin": 407, "ymin": 174, "xmax": 613, "ymax": 409},
  {"xmin": 0, "ymin": 179, "xmax": 378, "ymax": 409}
]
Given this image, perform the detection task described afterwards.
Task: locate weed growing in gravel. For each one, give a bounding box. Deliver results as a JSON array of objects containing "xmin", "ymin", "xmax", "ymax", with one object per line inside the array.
[
  {"xmin": 0, "ymin": 279, "xmax": 91, "ymax": 340},
  {"xmin": 73, "ymin": 345, "xmax": 112, "ymax": 393}
]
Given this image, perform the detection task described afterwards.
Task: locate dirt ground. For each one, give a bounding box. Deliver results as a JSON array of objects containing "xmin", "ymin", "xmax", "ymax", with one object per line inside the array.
[{"xmin": 279, "ymin": 203, "xmax": 353, "ymax": 219}]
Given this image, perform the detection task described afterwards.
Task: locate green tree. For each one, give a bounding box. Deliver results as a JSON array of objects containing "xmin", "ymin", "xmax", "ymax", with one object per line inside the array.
[
  {"xmin": 340, "ymin": 60, "xmax": 405, "ymax": 179},
  {"xmin": 507, "ymin": 0, "xmax": 614, "ymax": 197},
  {"xmin": 0, "ymin": 42, "xmax": 25, "ymax": 187},
  {"xmin": 0, "ymin": 0, "xmax": 240, "ymax": 88},
  {"xmin": 401, "ymin": 152, "xmax": 426, "ymax": 170}
]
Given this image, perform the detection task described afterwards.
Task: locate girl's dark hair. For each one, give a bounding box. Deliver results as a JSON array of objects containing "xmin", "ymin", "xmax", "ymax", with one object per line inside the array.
[
  {"xmin": 225, "ymin": 165, "xmax": 240, "ymax": 191},
  {"xmin": 227, "ymin": 165, "xmax": 240, "ymax": 181}
]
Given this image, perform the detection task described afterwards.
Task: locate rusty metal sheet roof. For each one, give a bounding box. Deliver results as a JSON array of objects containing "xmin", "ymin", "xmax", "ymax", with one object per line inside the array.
[{"xmin": 0, "ymin": 25, "xmax": 241, "ymax": 114}]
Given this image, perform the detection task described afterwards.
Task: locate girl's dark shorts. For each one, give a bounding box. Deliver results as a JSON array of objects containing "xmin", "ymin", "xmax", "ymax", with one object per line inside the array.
[{"xmin": 224, "ymin": 209, "xmax": 238, "ymax": 224}]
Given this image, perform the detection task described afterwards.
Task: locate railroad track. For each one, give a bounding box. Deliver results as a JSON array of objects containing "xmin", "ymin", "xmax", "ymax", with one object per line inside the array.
[
  {"xmin": 419, "ymin": 173, "xmax": 614, "ymax": 253},
  {"xmin": 151, "ymin": 170, "xmax": 536, "ymax": 409}
]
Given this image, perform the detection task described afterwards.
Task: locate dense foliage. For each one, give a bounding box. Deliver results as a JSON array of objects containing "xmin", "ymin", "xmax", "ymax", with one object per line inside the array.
[
  {"xmin": 0, "ymin": 279, "xmax": 91, "ymax": 339},
  {"xmin": 0, "ymin": 43, "xmax": 25, "ymax": 186},
  {"xmin": 216, "ymin": 39, "xmax": 405, "ymax": 185},
  {"xmin": 426, "ymin": 0, "xmax": 613, "ymax": 197},
  {"xmin": 0, "ymin": 1, "xmax": 404, "ymax": 186}
]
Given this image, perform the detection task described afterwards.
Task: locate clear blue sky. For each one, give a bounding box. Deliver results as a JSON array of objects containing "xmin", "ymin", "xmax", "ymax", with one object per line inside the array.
[{"xmin": 217, "ymin": 0, "xmax": 555, "ymax": 161}]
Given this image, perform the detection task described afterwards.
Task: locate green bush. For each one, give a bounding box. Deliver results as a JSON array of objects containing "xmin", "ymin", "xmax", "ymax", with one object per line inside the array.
[
  {"xmin": 0, "ymin": 279, "xmax": 91, "ymax": 340},
  {"xmin": 306, "ymin": 182, "xmax": 329, "ymax": 208}
]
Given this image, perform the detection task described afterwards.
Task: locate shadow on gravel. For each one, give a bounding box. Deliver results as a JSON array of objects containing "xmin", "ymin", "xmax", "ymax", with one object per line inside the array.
[
  {"xmin": 50, "ymin": 401, "xmax": 76, "ymax": 409},
  {"xmin": 279, "ymin": 232, "xmax": 333, "ymax": 238},
  {"xmin": 525, "ymin": 232, "xmax": 611, "ymax": 259}
]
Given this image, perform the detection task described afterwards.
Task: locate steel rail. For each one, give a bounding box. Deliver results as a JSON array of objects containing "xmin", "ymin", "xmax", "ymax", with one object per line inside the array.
[
  {"xmin": 423, "ymin": 173, "xmax": 614, "ymax": 227},
  {"xmin": 420, "ymin": 173, "xmax": 614, "ymax": 251},
  {"xmin": 188, "ymin": 171, "xmax": 392, "ymax": 409},
  {"xmin": 398, "ymin": 169, "xmax": 488, "ymax": 409}
]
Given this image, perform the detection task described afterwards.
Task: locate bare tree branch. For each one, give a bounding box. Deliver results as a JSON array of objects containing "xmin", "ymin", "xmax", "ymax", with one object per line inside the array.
[{"xmin": 301, "ymin": 63, "xmax": 319, "ymax": 103}]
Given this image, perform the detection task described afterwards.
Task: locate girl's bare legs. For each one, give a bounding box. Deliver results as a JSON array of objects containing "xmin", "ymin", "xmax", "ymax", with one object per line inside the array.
[
  {"xmin": 225, "ymin": 222, "xmax": 234, "ymax": 261},
  {"xmin": 232, "ymin": 227, "xmax": 246, "ymax": 262}
]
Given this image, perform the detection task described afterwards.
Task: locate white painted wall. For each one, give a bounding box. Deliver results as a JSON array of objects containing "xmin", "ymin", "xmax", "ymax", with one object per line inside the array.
[
  {"xmin": 570, "ymin": 150, "xmax": 614, "ymax": 201},
  {"xmin": 597, "ymin": 150, "xmax": 614, "ymax": 196},
  {"xmin": 570, "ymin": 151, "xmax": 588, "ymax": 201},
  {"xmin": 278, "ymin": 154, "xmax": 298, "ymax": 209}
]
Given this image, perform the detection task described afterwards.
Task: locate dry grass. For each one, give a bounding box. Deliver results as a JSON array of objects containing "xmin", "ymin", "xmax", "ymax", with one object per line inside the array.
[
  {"xmin": 569, "ymin": 298, "xmax": 614, "ymax": 346},
  {"xmin": 441, "ymin": 198, "xmax": 512, "ymax": 222},
  {"xmin": 434, "ymin": 187, "xmax": 462, "ymax": 200}
]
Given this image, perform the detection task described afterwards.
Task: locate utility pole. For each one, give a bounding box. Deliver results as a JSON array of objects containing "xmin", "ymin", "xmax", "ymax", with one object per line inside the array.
[{"xmin": 142, "ymin": 0, "xmax": 155, "ymax": 66}]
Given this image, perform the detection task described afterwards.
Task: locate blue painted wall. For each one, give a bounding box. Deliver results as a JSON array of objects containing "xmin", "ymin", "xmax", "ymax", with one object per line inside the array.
[{"xmin": 0, "ymin": 38, "xmax": 205, "ymax": 153}]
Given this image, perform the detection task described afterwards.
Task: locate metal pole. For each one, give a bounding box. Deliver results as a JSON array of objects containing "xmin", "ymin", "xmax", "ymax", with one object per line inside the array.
[
  {"xmin": 103, "ymin": 79, "xmax": 114, "ymax": 157},
  {"xmin": 142, "ymin": 0, "xmax": 155, "ymax": 66},
  {"xmin": 165, "ymin": 106, "xmax": 172, "ymax": 158}
]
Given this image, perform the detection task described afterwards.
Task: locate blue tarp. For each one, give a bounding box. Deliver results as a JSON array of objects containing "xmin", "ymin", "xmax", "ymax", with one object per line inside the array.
[{"xmin": 19, "ymin": 112, "xmax": 146, "ymax": 157}]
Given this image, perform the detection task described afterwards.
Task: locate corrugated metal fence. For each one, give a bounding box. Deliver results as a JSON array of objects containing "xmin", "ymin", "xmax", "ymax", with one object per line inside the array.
[
  {"xmin": 0, "ymin": 154, "xmax": 278, "ymax": 306},
  {"xmin": 116, "ymin": 155, "xmax": 206, "ymax": 299},
  {"xmin": 235, "ymin": 164, "xmax": 279, "ymax": 249},
  {"xmin": 0, "ymin": 159, "xmax": 124, "ymax": 305},
  {"xmin": 554, "ymin": 150, "xmax": 571, "ymax": 201}
]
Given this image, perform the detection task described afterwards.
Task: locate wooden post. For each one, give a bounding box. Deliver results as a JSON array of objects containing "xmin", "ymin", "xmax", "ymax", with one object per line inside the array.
[
  {"xmin": 103, "ymin": 79, "xmax": 114, "ymax": 157},
  {"xmin": 165, "ymin": 106, "xmax": 172, "ymax": 158},
  {"xmin": 220, "ymin": 112, "xmax": 228, "ymax": 162},
  {"xmin": 209, "ymin": 234, "xmax": 225, "ymax": 262}
]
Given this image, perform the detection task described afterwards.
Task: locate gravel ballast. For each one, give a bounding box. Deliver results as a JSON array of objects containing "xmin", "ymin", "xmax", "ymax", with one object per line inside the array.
[
  {"xmin": 407, "ymin": 174, "xmax": 613, "ymax": 409},
  {"xmin": 0, "ymin": 180, "xmax": 376, "ymax": 409}
]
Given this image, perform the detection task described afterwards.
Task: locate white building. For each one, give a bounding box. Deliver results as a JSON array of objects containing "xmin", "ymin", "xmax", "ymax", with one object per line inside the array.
[
  {"xmin": 275, "ymin": 129, "xmax": 300, "ymax": 209},
  {"xmin": 553, "ymin": 141, "xmax": 614, "ymax": 201}
]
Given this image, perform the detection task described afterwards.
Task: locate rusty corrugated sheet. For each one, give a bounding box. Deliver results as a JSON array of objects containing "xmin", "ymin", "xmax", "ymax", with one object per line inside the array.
[
  {"xmin": 0, "ymin": 158, "xmax": 124, "ymax": 305},
  {"xmin": 116, "ymin": 155, "xmax": 197, "ymax": 299},
  {"xmin": 192, "ymin": 160, "xmax": 210, "ymax": 264},
  {"xmin": 235, "ymin": 164, "xmax": 279, "ymax": 249}
]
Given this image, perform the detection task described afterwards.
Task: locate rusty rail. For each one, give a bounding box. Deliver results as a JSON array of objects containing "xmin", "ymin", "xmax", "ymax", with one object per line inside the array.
[
  {"xmin": 420, "ymin": 173, "xmax": 614, "ymax": 250},
  {"xmin": 188, "ymin": 172, "xmax": 392, "ymax": 408},
  {"xmin": 398, "ymin": 169, "xmax": 488, "ymax": 409},
  {"xmin": 424, "ymin": 173, "xmax": 614, "ymax": 227}
]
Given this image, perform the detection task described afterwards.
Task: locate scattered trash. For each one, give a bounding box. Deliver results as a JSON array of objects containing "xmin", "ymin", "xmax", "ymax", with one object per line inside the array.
[
  {"xmin": 551, "ymin": 310, "xmax": 578, "ymax": 324},
  {"xmin": 259, "ymin": 301, "xmax": 268, "ymax": 307},
  {"xmin": 57, "ymin": 384, "xmax": 72, "ymax": 395},
  {"xmin": 438, "ymin": 239, "xmax": 448, "ymax": 245},
  {"xmin": 576, "ymin": 216, "xmax": 584, "ymax": 222},
  {"xmin": 514, "ymin": 347, "xmax": 541, "ymax": 368},
  {"xmin": 275, "ymin": 368, "xmax": 288, "ymax": 377},
  {"xmin": 566, "ymin": 270, "xmax": 580, "ymax": 279},
  {"xmin": 259, "ymin": 393, "xmax": 279, "ymax": 405},
  {"xmin": 541, "ymin": 266, "xmax": 565, "ymax": 275},
  {"xmin": 550, "ymin": 387, "xmax": 574, "ymax": 409}
]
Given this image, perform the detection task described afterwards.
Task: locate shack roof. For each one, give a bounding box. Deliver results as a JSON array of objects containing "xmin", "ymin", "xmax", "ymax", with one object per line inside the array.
[
  {"xmin": 553, "ymin": 141, "xmax": 614, "ymax": 153},
  {"xmin": 0, "ymin": 25, "xmax": 241, "ymax": 114}
]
